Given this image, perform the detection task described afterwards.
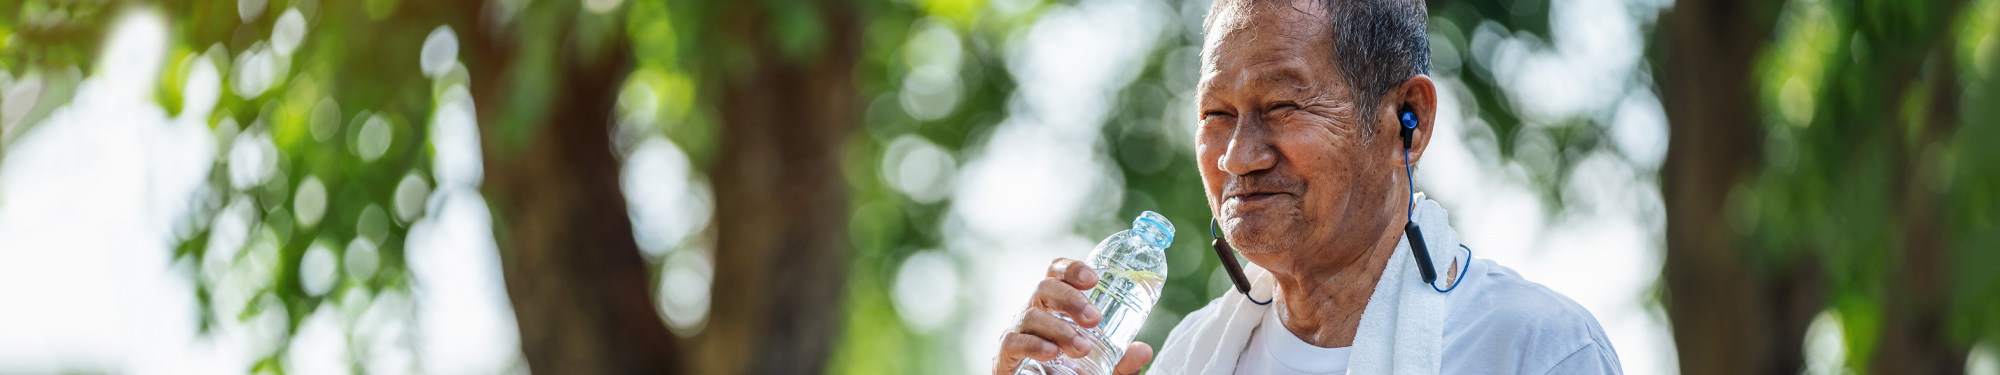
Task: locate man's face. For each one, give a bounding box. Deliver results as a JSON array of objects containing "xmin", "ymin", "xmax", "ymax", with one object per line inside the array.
[{"xmin": 1195, "ymin": 1, "xmax": 1404, "ymax": 268}]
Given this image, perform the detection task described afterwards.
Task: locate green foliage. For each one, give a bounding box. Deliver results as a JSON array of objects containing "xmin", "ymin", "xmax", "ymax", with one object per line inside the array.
[
  {"xmin": 1746, "ymin": 0, "xmax": 2000, "ymax": 369},
  {"xmin": 1, "ymin": 0, "xmax": 114, "ymax": 71},
  {"xmin": 12, "ymin": 0, "xmax": 1995, "ymax": 372},
  {"xmin": 117, "ymin": 0, "xmax": 479, "ymax": 372}
]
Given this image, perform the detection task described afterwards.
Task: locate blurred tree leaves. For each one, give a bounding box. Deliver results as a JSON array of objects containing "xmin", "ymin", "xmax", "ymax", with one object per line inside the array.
[
  {"xmin": 3, "ymin": 0, "xmax": 1996, "ymax": 373},
  {"xmin": 1734, "ymin": 0, "xmax": 2000, "ymax": 371}
]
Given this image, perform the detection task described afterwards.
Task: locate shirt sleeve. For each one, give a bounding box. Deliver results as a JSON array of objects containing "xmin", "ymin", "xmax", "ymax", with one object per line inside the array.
[{"xmin": 1541, "ymin": 342, "xmax": 1622, "ymax": 375}]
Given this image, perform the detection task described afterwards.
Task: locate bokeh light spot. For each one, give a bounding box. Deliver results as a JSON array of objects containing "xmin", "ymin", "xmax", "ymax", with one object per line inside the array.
[
  {"xmin": 300, "ymin": 242, "xmax": 338, "ymax": 296},
  {"xmin": 420, "ymin": 26, "xmax": 460, "ymax": 79},
  {"xmin": 891, "ymin": 250, "xmax": 962, "ymax": 332},
  {"xmin": 657, "ymin": 249, "xmax": 713, "ymax": 336},
  {"xmin": 294, "ymin": 175, "xmax": 327, "ymax": 228}
]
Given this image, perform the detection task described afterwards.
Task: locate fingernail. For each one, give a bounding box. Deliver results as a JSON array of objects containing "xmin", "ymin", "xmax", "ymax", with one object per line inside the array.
[
  {"xmin": 1084, "ymin": 270, "xmax": 1098, "ymax": 284},
  {"xmin": 1073, "ymin": 336, "xmax": 1092, "ymax": 356},
  {"xmin": 1086, "ymin": 307, "xmax": 1102, "ymax": 322}
]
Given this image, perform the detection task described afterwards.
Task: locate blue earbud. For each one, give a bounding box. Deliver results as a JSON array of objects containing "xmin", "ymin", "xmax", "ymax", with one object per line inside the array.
[
  {"xmin": 1397, "ymin": 107, "xmax": 1439, "ymax": 286},
  {"xmin": 1399, "ymin": 110, "xmax": 1418, "ymax": 149}
]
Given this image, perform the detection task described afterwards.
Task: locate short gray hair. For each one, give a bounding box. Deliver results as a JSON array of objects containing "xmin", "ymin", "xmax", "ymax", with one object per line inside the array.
[{"xmin": 1205, "ymin": 0, "xmax": 1431, "ymax": 130}]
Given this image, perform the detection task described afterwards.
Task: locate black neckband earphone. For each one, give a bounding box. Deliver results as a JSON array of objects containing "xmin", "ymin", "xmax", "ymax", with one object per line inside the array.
[{"xmin": 1209, "ymin": 106, "xmax": 1454, "ymax": 305}]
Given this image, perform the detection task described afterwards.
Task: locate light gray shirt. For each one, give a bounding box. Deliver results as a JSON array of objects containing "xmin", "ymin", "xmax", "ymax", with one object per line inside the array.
[{"xmin": 1179, "ymin": 257, "xmax": 1622, "ymax": 375}]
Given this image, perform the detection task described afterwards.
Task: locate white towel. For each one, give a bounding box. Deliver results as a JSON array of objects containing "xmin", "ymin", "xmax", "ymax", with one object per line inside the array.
[{"xmin": 1149, "ymin": 195, "xmax": 1466, "ymax": 375}]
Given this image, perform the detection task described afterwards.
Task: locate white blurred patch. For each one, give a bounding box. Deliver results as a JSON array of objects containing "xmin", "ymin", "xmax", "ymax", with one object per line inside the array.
[
  {"xmin": 231, "ymin": 42, "xmax": 288, "ymax": 98},
  {"xmin": 1476, "ymin": 0, "xmax": 1644, "ymax": 124},
  {"xmin": 406, "ymin": 189, "xmax": 522, "ymax": 374},
  {"xmin": 891, "ymin": 251, "xmax": 962, "ymax": 332},
  {"xmin": 271, "ymin": 9, "xmax": 307, "ymax": 56},
  {"xmin": 584, "ymin": 0, "xmax": 623, "ymax": 14},
  {"xmin": 300, "ymin": 242, "xmax": 339, "ymax": 296},
  {"xmin": 393, "ymin": 173, "xmax": 431, "ymax": 224},
  {"xmin": 227, "ymin": 127, "xmax": 278, "ymax": 190},
  {"xmin": 1610, "ymin": 89, "xmax": 1669, "ymax": 170},
  {"xmin": 2, "ymin": 72, "xmax": 47, "ymax": 141},
  {"xmin": 238, "ymin": 0, "xmax": 266, "ymax": 22},
  {"xmin": 204, "ymin": 197, "xmax": 257, "ymax": 286},
  {"xmin": 1802, "ymin": 310, "xmax": 1847, "ymax": 375},
  {"xmin": 1970, "ymin": 341, "xmax": 1999, "ymax": 375},
  {"xmin": 420, "ymin": 27, "xmax": 461, "ymax": 79},
  {"xmin": 621, "ymin": 137, "xmax": 713, "ymax": 257},
  {"xmin": 245, "ymin": 295, "xmax": 292, "ymax": 361},
  {"xmin": 431, "ymin": 86, "xmax": 483, "ymax": 188},
  {"xmin": 286, "ymin": 304, "xmax": 348, "ymax": 375},
  {"xmin": 345, "ymin": 237, "xmax": 381, "ymax": 282},
  {"xmin": 294, "ymin": 175, "xmax": 327, "ymax": 227},
  {"xmin": 904, "ymin": 20, "xmax": 964, "ymax": 74},
  {"xmin": 355, "ymin": 114, "xmax": 392, "ymax": 162},
  {"xmin": 899, "ymin": 20, "xmax": 965, "ymax": 121},
  {"xmin": 882, "ymin": 135, "xmax": 957, "ymax": 204},
  {"xmin": 402, "ymin": 50, "xmax": 524, "ymax": 372},
  {"xmin": 355, "ymin": 289, "xmax": 417, "ymax": 375},
  {"xmin": 657, "ymin": 248, "xmax": 714, "ymax": 336},
  {"xmin": 0, "ymin": 10, "xmax": 242, "ymax": 374},
  {"xmin": 900, "ymin": 65, "xmax": 963, "ymax": 121}
]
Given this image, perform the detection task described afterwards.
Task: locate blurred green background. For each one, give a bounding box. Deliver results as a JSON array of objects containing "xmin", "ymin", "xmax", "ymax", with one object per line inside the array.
[{"xmin": 0, "ymin": 0, "xmax": 1995, "ymax": 374}]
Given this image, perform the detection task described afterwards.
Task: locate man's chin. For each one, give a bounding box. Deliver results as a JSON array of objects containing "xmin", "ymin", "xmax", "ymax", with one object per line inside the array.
[
  {"xmin": 1230, "ymin": 240, "xmax": 1289, "ymax": 255},
  {"xmin": 1222, "ymin": 226, "xmax": 1297, "ymax": 255}
]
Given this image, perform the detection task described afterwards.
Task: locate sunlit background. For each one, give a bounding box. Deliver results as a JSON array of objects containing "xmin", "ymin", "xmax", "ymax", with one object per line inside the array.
[{"xmin": 2, "ymin": 0, "xmax": 1997, "ymax": 374}]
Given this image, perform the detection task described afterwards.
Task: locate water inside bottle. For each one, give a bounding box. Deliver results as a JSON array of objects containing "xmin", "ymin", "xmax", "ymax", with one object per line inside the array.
[{"xmin": 1018, "ymin": 211, "xmax": 1172, "ymax": 375}]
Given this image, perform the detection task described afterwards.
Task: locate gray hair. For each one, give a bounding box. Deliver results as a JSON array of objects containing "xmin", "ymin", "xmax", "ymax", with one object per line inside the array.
[{"xmin": 1205, "ymin": 0, "xmax": 1431, "ymax": 131}]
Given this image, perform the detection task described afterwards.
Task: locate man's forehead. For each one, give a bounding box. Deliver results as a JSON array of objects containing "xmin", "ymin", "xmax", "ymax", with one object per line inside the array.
[
  {"xmin": 1200, "ymin": 0, "xmax": 1331, "ymax": 70},
  {"xmin": 1199, "ymin": 0, "xmax": 1335, "ymax": 90}
]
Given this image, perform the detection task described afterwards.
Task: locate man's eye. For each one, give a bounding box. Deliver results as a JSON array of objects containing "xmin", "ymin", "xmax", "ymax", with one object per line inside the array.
[
  {"xmin": 1202, "ymin": 111, "xmax": 1234, "ymax": 120},
  {"xmin": 1269, "ymin": 103, "xmax": 1299, "ymax": 112}
]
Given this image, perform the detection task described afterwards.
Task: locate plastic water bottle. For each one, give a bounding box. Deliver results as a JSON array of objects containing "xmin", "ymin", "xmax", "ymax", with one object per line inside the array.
[{"xmin": 1018, "ymin": 211, "xmax": 1173, "ymax": 375}]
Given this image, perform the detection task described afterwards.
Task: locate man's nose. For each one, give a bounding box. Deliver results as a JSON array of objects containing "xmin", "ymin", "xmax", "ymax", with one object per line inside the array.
[{"xmin": 1219, "ymin": 118, "xmax": 1277, "ymax": 176}]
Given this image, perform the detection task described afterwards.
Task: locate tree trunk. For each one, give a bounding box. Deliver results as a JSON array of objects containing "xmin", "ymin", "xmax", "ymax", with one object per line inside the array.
[
  {"xmin": 1872, "ymin": 14, "xmax": 1969, "ymax": 373},
  {"xmin": 1658, "ymin": 0, "xmax": 1819, "ymax": 373},
  {"xmin": 694, "ymin": 1, "xmax": 863, "ymax": 374},
  {"xmin": 461, "ymin": 3, "xmax": 684, "ymax": 374},
  {"xmin": 451, "ymin": 0, "xmax": 864, "ymax": 373}
]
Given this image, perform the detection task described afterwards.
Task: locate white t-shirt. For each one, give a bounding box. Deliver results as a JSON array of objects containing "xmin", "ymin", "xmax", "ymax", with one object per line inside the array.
[
  {"xmin": 1234, "ymin": 306, "xmax": 1350, "ymax": 375},
  {"xmin": 1174, "ymin": 258, "xmax": 1621, "ymax": 374}
]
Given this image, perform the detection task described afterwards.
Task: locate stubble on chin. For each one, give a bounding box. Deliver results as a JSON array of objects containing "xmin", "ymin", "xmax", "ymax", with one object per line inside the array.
[{"xmin": 1219, "ymin": 208, "xmax": 1306, "ymax": 255}]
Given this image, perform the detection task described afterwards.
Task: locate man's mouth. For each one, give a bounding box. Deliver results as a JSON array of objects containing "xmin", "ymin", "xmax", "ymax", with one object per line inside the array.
[
  {"xmin": 1236, "ymin": 192, "xmax": 1285, "ymax": 202},
  {"xmin": 1228, "ymin": 192, "xmax": 1292, "ymax": 204}
]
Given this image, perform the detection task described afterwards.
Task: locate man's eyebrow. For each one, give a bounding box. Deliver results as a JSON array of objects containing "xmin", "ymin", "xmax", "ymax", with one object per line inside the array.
[
  {"xmin": 1198, "ymin": 64, "xmax": 1311, "ymax": 95},
  {"xmin": 1249, "ymin": 69, "xmax": 1309, "ymax": 92}
]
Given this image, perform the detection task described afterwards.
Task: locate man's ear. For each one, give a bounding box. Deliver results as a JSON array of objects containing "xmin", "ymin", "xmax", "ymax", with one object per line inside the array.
[{"xmin": 1392, "ymin": 74, "xmax": 1439, "ymax": 165}]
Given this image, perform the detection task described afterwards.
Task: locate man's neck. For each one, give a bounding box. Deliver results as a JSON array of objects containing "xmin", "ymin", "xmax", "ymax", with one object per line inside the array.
[{"xmin": 1267, "ymin": 215, "xmax": 1408, "ymax": 348}]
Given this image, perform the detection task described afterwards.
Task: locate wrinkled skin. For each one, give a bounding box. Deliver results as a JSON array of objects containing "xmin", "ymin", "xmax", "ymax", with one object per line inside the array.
[{"xmin": 991, "ymin": 0, "xmax": 1438, "ymax": 372}]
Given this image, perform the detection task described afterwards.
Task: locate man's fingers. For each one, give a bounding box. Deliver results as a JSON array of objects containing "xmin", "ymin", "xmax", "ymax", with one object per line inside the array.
[
  {"xmin": 1019, "ymin": 309, "xmax": 1094, "ymax": 358},
  {"xmin": 995, "ymin": 332, "xmax": 1059, "ymax": 374},
  {"xmin": 1033, "ymin": 278, "xmax": 1103, "ymax": 328},
  {"xmin": 1046, "ymin": 258, "xmax": 1099, "ymax": 290},
  {"xmin": 1112, "ymin": 342, "xmax": 1154, "ymax": 375}
]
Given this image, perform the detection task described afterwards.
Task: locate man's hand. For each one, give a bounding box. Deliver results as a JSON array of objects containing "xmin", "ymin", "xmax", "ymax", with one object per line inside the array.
[
  {"xmin": 1111, "ymin": 342, "xmax": 1154, "ymax": 375},
  {"xmin": 991, "ymin": 258, "xmax": 1156, "ymax": 375}
]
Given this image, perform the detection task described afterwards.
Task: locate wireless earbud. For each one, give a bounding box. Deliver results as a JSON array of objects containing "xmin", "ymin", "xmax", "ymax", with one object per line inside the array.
[
  {"xmin": 1400, "ymin": 110, "xmax": 1418, "ymax": 149},
  {"xmin": 1398, "ymin": 106, "xmax": 1440, "ymax": 285},
  {"xmin": 1210, "ymin": 219, "xmax": 1269, "ymax": 305}
]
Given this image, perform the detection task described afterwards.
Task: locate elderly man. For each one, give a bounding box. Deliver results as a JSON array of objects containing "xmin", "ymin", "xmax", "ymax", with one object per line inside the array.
[{"xmin": 991, "ymin": 0, "xmax": 1621, "ymax": 374}]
